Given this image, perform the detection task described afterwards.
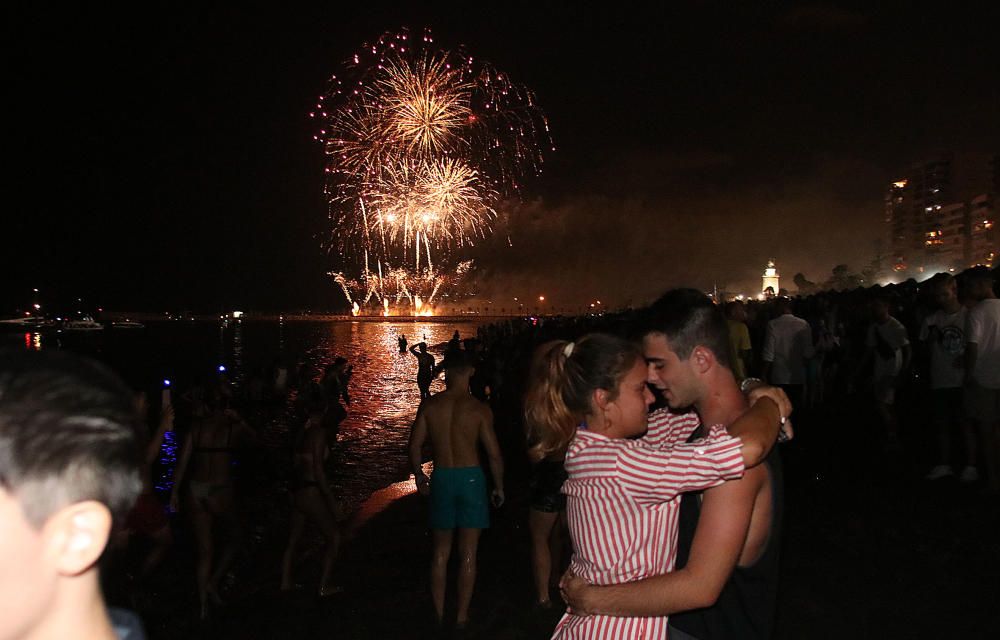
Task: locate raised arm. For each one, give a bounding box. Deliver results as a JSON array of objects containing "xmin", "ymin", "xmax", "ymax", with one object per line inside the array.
[
  {"xmin": 479, "ymin": 407, "xmax": 505, "ymax": 506},
  {"xmin": 562, "ymin": 464, "xmax": 766, "ymax": 616},
  {"xmin": 145, "ymin": 404, "xmax": 174, "ymax": 466},
  {"xmin": 228, "ymin": 408, "xmax": 260, "ymax": 446},
  {"xmin": 409, "ymin": 408, "xmax": 430, "ymax": 495},
  {"xmin": 170, "ymin": 425, "xmax": 196, "ymax": 512}
]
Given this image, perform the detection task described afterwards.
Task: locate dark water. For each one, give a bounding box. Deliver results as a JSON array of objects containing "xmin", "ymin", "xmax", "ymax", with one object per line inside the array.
[{"xmin": 4, "ymin": 319, "xmax": 483, "ymax": 509}]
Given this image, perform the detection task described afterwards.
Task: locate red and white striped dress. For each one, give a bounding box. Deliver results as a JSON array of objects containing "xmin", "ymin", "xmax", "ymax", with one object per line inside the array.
[{"xmin": 552, "ymin": 409, "xmax": 745, "ymax": 639}]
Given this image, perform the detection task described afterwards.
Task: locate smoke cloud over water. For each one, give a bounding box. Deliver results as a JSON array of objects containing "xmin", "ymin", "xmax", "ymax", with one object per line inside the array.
[{"xmin": 470, "ymin": 152, "xmax": 885, "ymax": 308}]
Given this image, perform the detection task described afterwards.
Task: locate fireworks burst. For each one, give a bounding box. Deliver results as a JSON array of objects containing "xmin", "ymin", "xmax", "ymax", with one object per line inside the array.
[{"xmin": 315, "ymin": 27, "xmax": 551, "ymax": 313}]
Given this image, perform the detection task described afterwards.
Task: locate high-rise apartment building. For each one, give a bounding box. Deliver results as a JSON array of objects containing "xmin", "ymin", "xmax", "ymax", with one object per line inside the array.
[
  {"xmin": 969, "ymin": 193, "xmax": 997, "ymax": 268},
  {"xmin": 886, "ymin": 152, "xmax": 998, "ymax": 273}
]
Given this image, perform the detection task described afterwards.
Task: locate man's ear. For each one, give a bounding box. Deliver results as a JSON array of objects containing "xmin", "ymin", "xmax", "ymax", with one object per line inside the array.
[
  {"xmin": 43, "ymin": 501, "xmax": 112, "ymax": 577},
  {"xmin": 691, "ymin": 345, "xmax": 715, "ymax": 375}
]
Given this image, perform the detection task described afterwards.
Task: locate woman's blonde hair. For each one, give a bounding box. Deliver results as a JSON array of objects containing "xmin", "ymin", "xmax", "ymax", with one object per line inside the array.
[{"xmin": 524, "ymin": 333, "xmax": 641, "ymax": 461}]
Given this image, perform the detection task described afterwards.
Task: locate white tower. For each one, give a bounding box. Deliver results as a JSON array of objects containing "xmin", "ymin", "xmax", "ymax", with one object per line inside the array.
[{"xmin": 762, "ymin": 260, "xmax": 780, "ymax": 294}]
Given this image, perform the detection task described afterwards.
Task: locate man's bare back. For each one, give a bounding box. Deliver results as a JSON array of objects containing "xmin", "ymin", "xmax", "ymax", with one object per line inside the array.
[
  {"xmin": 409, "ymin": 362, "xmax": 504, "ymax": 503},
  {"xmin": 418, "ymin": 389, "xmax": 492, "ymax": 469}
]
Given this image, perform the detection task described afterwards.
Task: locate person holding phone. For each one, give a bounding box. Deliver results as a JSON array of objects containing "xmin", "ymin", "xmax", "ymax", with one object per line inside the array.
[{"xmin": 409, "ymin": 353, "xmax": 504, "ymax": 633}]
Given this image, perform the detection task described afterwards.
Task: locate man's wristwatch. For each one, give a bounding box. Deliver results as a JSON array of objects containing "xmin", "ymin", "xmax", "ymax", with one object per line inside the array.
[{"xmin": 740, "ymin": 377, "xmax": 764, "ymax": 394}]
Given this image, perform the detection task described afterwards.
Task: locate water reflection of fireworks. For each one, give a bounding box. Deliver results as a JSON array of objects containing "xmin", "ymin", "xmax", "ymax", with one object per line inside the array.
[{"xmin": 315, "ymin": 27, "xmax": 551, "ymax": 314}]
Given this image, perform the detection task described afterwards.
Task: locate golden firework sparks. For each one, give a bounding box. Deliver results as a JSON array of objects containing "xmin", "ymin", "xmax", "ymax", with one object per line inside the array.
[{"xmin": 316, "ymin": 27, "xmax": 551, "ymax": 313}]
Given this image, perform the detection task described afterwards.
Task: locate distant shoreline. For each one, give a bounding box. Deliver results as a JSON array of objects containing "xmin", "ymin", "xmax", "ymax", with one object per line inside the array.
[{"xmin": 100, "ymin": 311, "xmax": 528, "ymax": 323}]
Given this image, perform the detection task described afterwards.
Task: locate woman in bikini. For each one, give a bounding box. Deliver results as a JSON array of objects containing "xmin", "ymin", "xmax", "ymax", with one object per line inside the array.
[
  {"xmin": 170, "ymin": 382, "xmax": 255, "ymax": 617},
  {"xmin": 280, "ymin": 393, "xmax": 343, "ymax": 596}
]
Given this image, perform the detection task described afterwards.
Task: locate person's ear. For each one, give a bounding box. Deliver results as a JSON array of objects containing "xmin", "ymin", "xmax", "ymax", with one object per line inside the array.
[
  {"xmin": 591, "ymin": 387, "xmax": 610, "ymax": 411},
  {"xmin": 691, "ymin": 346, "xmax": 714, "ymax": 375},
  {"xmin": 43, "ymin": 501, "xmax": 112, "ymax": 577}
]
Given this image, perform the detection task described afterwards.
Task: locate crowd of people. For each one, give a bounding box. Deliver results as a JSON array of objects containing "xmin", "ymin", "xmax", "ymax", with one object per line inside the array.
[{"xmin": 1, "ymin": 264, "xmax": 996, "ymax": 639}]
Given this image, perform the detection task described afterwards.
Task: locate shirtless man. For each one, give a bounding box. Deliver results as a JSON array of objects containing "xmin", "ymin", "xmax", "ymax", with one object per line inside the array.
[
  {"xmin": 408, "ymin": 354, "xmax": 504, "ymax": 631},
  {"xmin": 410, "ymin": 342, "xmax": 437, "ymax": 400}
]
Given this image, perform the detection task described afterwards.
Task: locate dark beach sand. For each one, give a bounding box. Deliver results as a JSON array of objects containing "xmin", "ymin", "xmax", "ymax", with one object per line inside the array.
[{"xmin": 127, "ymin": 392, "xmax": 1000, "ymax": 639}]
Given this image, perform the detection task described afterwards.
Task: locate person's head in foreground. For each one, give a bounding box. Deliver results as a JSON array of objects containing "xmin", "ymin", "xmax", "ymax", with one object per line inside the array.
[
  {"xmin": 930, "ymin": 273, "xmax": 958, "ymax": 309},
  {"xmin": 524, "ymin": 333, "xmax": 652, "ymax": 461},
  {"xmin": 965, "ymin": 267, "xmax": 997, "ymax": 302},
  {"xmin": 443, "ymin": 352, "xmax": 476, "ymax": 387},
  {"xmin": 641, "ymin": 288, "xmax": 732, "ymax": 411},
  {"xmin": 0, "ymin": 350, "xmax": 142, "ymax": 640}
]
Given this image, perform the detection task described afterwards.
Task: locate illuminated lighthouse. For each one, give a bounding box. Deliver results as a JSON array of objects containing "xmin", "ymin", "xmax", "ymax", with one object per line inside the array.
[{"xmin": 762, "ymin": 260, "xmax": 780, "ymax": 296}]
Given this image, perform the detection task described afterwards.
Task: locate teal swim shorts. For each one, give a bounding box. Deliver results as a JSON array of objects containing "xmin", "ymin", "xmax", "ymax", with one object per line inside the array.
[{"xmin": 429, "ymin": 466, "xmax": 490, "ymax": 529}]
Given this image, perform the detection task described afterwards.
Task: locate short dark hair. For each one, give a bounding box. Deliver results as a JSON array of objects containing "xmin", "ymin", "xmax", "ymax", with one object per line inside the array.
[
  {"xmin": 774, "ymin": 296, "xmax": 793, "ymax": 314},
  {"xmin": 643, "ymin": 288, "xmax": 731, "ymax": 368},
  {"xmin": 0, "ymin": 350, "xmax": 142, "ymax": 527},
  {"xmin": 444, "ymin": 352, "xmax": 475, "ymax": 375},
  {"xmin": 930, "ymin": 272, "xmax": 955, "ymax": 291},
  {"xmin": 967, "ymin": 266, "xmax": 996, "ymax": 288}
]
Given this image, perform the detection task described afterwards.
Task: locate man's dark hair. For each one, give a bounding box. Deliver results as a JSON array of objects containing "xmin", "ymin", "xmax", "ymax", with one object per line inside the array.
[
  {"xmin": 929, "ymin": 272, "xmax": 955, "ymax": 292},
  {"xmin": 642, "ymin": 288, "xmax": 731, "ymax": 368},
  {"xmin": 967, "ymin": 266, "xmax": 996, "ymax": 288},
  {"xmin": 0, "ymin": 350, "xmax": 142, "ymax": 527},
  {"xmin": 444, "ymin": 352, "xmax": 475, "ymax": 375},
  {"xmin": 774, "ymin": 296, "xmax": 793, "ymax": 314}
]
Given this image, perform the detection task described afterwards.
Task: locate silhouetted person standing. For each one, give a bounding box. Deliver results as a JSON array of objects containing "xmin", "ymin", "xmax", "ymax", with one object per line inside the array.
[
  {"xmin": 410, "ymin": 342, "xmax": 436, "ymax": 400},
  {"xmin": 965, "ymin": 269, "xmax": 1000, "ymax": 491},
  {"xmin": 762, "ymin": 297, "xmax": 814, "ymax": 410}
]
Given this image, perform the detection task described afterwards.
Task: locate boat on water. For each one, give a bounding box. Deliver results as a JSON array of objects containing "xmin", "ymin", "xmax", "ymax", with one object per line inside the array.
[
  {"xmin": 0, "ymin": 316, "xmax": 56, "ymax": 331},
  {"xmin": 111, "ymin": 320, "xmax": 145, "ymax": 329},
  {"xmin": 62, "ymin": 316, "xmax": 104, "ymax": 332}
]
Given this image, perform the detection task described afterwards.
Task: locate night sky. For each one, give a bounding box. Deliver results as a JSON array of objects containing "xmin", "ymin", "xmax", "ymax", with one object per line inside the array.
[{"xmin": 6, "ymin": 3, "xmax": 998, "ymax": 312}]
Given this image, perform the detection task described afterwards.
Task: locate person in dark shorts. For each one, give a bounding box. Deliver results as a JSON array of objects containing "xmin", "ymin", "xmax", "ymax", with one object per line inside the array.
[{"xmin": 528, "ymin": 456, "xmax": 568, "ymax": 609}]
